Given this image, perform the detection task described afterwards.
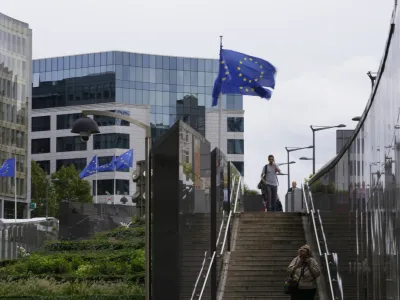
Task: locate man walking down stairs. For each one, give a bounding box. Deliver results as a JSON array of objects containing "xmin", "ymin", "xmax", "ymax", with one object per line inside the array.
[{"xmin": 223, "ymin": 212, "xmax": 308, "ymax": 300}]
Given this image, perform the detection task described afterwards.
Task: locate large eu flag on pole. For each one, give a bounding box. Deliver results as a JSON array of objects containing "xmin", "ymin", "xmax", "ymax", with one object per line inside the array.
[
  {"xmin": 97, "ymin": 155, "xmax": 116, "ymax": 173},
  {"xmin": 79, "ymin": 155, "xmax": 98, "ymax": 179},
  {"xmin": 0, "ymin": 158, "xmax": 15, "ymax": 177},
  {"xmin": 212, "ymin": 49, "xmax": 277, "ymax": 106},
  {"xmin": 115, "ymin": 149, "xmax": 133, "ymax": 171}
]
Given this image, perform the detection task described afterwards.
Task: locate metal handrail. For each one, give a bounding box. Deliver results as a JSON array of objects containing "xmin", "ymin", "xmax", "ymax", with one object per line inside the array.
[
  {"xmin": 303, "ymin": 183, "xmax": 343, "ymax": 300},
  {"xmin": 324, "ymin": 253, "xmax": 335, "ymax": 300},
  {"xmin": 190, "ymin": 251, "xmax": 208, "ymax": 300},
  {"xmin": 310, "ymin": 208, "xmax": 322, "ymax": 256},
  {"xmin": 317, "ymin": 209, "xmax": 330, "ymax": 255},
  {"xmin": 302, "ymin": 184, "xmax": 310, "ymax": 214},
  {"xmin": 191, "ymin": 176, "xmax": 239, "ymax": 300},
  {"xmin": 220, "ymin": 176, "xmax": 242, "ymax": 255},
  {"xmin": 198, "ymin": 251, "xmax": 216, "ymax": 300}
]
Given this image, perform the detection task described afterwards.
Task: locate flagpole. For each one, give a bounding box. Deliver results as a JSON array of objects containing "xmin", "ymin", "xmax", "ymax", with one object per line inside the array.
[
  {"xmin": 95, "ymin": 156, "xmax": 98, "ymax": 204},
  {"xmin": 113, "ymin": 154, "xmax": 116, "ymax": 205},
  {"xmin": 14, "ymin": 157, "xmax": 17, "ymax": 222},
  {"xmin": 218, "ymin": 35, "xmax": 223, "ymax": 152}
]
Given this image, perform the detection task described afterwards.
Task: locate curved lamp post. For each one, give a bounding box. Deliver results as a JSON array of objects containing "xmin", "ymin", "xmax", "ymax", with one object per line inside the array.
[
  {"xmin": 310, "ymin": 124, "xmax": 346, "ymax": 175},
  {"xmin": 71, "ymin": 110, "xmax": 151, "ymax": 300},
  {"xmin": 285, "ymin": 146, "xmax": 313, "ymax": 190}
]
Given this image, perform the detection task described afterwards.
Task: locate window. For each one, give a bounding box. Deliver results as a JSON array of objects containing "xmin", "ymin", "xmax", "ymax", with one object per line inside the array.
[
  {"xmin": 94, "ymin": 179, "xmax": 130, "ymax": 195},
  {"xmin": 227, "ymin": 117, "xmax": 244, "ymax": 132},
  {"xmin": 93, "ymin": 133, "xmax": 129, "ymax": 150},
  {"xmin": 56, "ymin": 136, "xmax": 87, "ymax": 152},
  {"xmin": 36, "ymin": 160, "xmax": 50, "ymax": 174},
  {"xmin": 227, "ymin": 139, "xmax": 244, "ymax": 154},
  {"xmin": 56, "ymin": 158, "xmax": 87, "ymax": 171},
  {"xmin": 57, "ymin": 113, "xmax": 82, "ymax": 130},
  {"xmin": 99, "ymin": 156, "xmax": 129, "ymax": 172},
  {"xmin": 32, "ymin": 138, "xmax": 50, "ymax": 154},
  {"xmin": 94, "ymin": 112, "xmax": 130, "ymax": 127},
  {"xmin": 32, "ymin": 116, "xmax": 51, "ymax": 132},
  {"xmin": 232, "ymin": 161, "xmax": 244, "ymax": 176}
]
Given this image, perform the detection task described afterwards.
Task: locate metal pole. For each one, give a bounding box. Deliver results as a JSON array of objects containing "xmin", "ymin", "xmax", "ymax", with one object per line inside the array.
[
  {"xmin": 145, "ymin": 136, "xmax": 151, "ymax": 300},
  {"xmin": 218, "ymin": 36, "xmax": 223, "ymax": 152},
  {"xmin": 312, "ymin": 129, "xmax": 316, "ymax": 175},
  {"xmin": 46, "ymin": 177, "xmax": 49, "ymax": 218},
  {"xmin": 14, "ymin": 157, "xmax": 17, "ymax": 222},
  {"xmin": 287, "ymin": 150, "xmax": 290, "ymax": 190}
]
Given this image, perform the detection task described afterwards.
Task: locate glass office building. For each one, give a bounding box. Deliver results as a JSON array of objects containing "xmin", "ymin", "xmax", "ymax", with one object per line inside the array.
[
  {"xmin": 0, "ymin": 13, "xmax": 32, "ymax": 218},
  {"xmin": 308, "ymin": 4, "xmax": 400, "ymax": 299},
  {"xmin": 31, "ymin": 51, "xmax": 244, "ymax": 202},
  {"xmin": 32, "ymin": 51, "xmax": 243, "ymax": 139}
]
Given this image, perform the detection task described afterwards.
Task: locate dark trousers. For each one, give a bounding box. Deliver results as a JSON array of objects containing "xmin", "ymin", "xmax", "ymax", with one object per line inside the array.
[
  {"xmin": 265, "ymin": 184, "xmax": 278, "ymax": 212},
  {"xmin": 291, "ymin": 288, "xmax": 317, "ymax": 300}
]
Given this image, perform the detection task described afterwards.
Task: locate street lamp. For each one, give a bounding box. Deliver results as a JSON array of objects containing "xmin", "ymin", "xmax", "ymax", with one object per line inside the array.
[
  {"xmin": 352, "ymin": 116, "xmax": 361, "ymax": 122},
  {"xmin": 285, "ymin": 146, "xmax": 313, "ymax": 190},
  {"xmin": 277, "ymin": 161, "xmax": 296, "ymax": 166},
  {"xmin": 71, "ymin": 110, "xmax": 151, "ymax": 300},
  {"xmin": 299, "ymin": 157, "xmax": 313, "ymax": 161},
  {"xmin": 310, "ymin": 124, "xmax": 346, "ymax": 175}
]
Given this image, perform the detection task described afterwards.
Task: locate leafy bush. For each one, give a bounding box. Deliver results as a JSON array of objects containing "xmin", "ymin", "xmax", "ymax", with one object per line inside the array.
[{"xmin": 93, "ymin": 227, "xmax": 145, "ymax": 240}]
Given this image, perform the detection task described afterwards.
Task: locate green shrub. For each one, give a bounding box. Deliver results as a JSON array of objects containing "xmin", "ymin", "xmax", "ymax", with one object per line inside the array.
[{"xmin": 94, "ymin": 227, "xmax": 145, "ymax": 240}]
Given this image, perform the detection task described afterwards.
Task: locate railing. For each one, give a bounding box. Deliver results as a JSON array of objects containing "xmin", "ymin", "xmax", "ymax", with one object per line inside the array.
[
  {"xmin": 302, "ymin": 183, "xmax": 344, "ymax": 300},
  {"xmin": 191, "ymin": 175, "xmax": 243, "ymax": 300}
]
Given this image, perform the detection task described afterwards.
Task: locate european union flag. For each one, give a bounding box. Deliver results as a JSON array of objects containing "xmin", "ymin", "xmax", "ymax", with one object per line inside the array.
[
  {"xmin": 97, "ymin": 155, "xmax": 116, "ymax": 173},
  {"xmin": 115, "ymin": 149, "xmax": 133, "ymax": 171},
  {"xmin": 212, "ymin": 49, "xmax": 277, "ymax": 106},
  {"xmin": 0, "ymin": 158, "xmax": 15, "ymax": 177},
  {"xmin": 79, "ymin": 155, "xmax": 98, "ymax": 179}
]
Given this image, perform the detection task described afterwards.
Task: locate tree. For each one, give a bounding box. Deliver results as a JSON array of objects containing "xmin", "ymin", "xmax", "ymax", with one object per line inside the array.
[
  {"xmin": 244, "ymin": 184, "xmax": 260, "ymax": 195},
  {"xmin": 52, "ymin": 165, "xmax": 92, "ymax": 203},
  {"xmin": 31, "ymin": 161, "xmax": 57, "ymax": 217}
]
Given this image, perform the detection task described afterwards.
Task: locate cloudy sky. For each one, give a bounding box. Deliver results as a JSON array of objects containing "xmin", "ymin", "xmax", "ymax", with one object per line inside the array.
[{"xmin": 4, "ymin": 0, "xmax": 394, "ymax": 204}]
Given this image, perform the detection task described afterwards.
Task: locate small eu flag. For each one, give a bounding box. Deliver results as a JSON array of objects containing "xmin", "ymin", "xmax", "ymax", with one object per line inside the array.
[
  {"xmin": 0, "ymin": 158, "xmax": 15, "ymax": 177},
  {"xmin": 97, "ymin": 155, "xmax": 116, "ymax": 173},
  {"xmin": 212, "ymin": 49, "xmax": 277, "ymax": 106},
  {"xmin": 115, "ymin": 149, "xmax": 134, "ymax": 171},
  {"xmin": 79, "ymin": 155, "xmax": 98, "ymax": 179}
]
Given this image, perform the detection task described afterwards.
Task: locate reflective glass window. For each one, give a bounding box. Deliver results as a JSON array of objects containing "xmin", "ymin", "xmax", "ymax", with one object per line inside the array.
[
  {"xmin": 149, "ymin": 55, "xmax": 156, "ymax": 68},
  {"xmin": 70, "ymin": 56, "xmax": 76, "ymax": 69},
  {"xmin": 135, "ymin": 54, "xmax": 143, "ymax": 67},
  {"xmin": 88, "ymin": 53, "xmax": 95, "ymax": 67},
  {"xmin": 100, "ymin": 52, "xmax": 107, "ymax": 65},
  {"xmin": 156, "ymin": 56, "xmax": 163, "ymax": 69},
  {"xmin": 227, "ymin": 117, "xmax": 244, "ymax": 132},
  {"xmin": 56, "ymin": 136, "xmax": 87, "ymax": 152},
  {"xmin": 95, "ymin": 53, "xmax": 101, "ymax": 66},
  {"xmin": 39, "ymin": 59, "xmax": 45, "ymax": 72},
  {"xmin": 56, "ymin": 158, "xmax": 87, "ymax": 171},
  {"xmin": 64, "ymin": 56, "xmax": 70, "ymax": 69},
  {"xmin": 45, "ymin": 58, "xmax": 51, "ymax": 72},
  {"xmin": 123, "ymin": 52, "xmax": 129, "ymax": 65},
  {"xmin": 36, "ymin": 160, "xmax": 50, "ymax": 174},
  {"xmin": 93, "ymin": 133, "xmax": 129, "ymax": 149},
  {"xmin": 227, "ymin": 139, "xmax": 244, "ymax": 154},
  {"xmin": 170, "ymin": 57, "xmax": 177, "ymax": 69},
  {"xmin": 32, "ymin": 116, "xmax": 51, "ymax": 132},
  {"xmin": 162, "ymin": 56, "xmax": 170, "ymax": 69},
  {"xmin": 57, "ymin": 113, "xmax": 82, "ymax": 130},
  {"xmin": 82, "ymin": 54, "xmax": 88, "ymax": 67},
  {"xmin": 190, "ymin": 58, "xmax": 198, "ymax": 71},
  {"xmin": 31, "ymin": 138, "xmax": 50, "ymax": 154},
  {"xmin": 143, "ymin": 54, "xmax": 150, "ymax": 68},
  {"xmin": 183, "ymin": 58, "xmax": 190, "ymax": 70},
  {"xmin": 107, "ymin": 52, "xmax": 114, "ymax": 65},
  {"xmin": 76, "ymin": 55, "xmax": 82, "ymax": 68},
  {"xmin": 115, "ymin": 52, "xmax": 123, "ymax": 65}
]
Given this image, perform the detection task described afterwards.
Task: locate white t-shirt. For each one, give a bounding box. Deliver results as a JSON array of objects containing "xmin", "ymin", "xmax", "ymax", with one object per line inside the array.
[{"xmin": 261, "ymin": 164, "xmax": 280, "ymax": 186}]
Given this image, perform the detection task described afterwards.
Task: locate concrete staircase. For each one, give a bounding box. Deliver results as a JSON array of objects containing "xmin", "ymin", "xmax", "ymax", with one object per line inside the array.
[{"xmin": 222, "ymin": 212, "xmax": 307, "ymax": 300}]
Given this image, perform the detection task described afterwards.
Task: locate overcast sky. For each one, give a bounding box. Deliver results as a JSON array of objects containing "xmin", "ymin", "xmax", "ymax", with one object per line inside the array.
[{"xmin": 3, "ymin": 0, "xmax": 395, "ymax": 205}]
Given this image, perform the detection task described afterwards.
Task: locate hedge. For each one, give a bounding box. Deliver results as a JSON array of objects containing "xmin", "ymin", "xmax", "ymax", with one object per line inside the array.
[{"xmin": 44, "ymin": 239, "xmax": 144, "ymax": 252}]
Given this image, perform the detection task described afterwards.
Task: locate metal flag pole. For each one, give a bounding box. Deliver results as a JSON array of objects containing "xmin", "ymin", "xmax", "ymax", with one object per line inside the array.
[
  {"xmin": 95, "ymin": 156, "xmax": 98, "ymax": 204},
  {"xmin": 218, "ymin": 35, "xmax": 223, "ymax": 152},
  {"xmin": 14, "ymin": 157, "xmax": 17, "ymax": 222},
  {"xmin": 113, "ymin": 154, "xmax": 116, "ymax": 204}
]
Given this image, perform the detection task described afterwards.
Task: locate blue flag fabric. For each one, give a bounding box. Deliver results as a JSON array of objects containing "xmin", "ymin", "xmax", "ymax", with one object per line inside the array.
[
  {"xmin": 0, "ymin": 158, "xmax": 15, "ymax": 177},
  {"xmin": 212, "ymin": 49, "xmax": 277, "ymax": 106},
  {"xmin": 79, "ymin": 155, "xmax": 98, "ymax": 179},
  {"xmin": 115, "ymin": 149, "xmax": 134, "ymax": 171},
  {"xmin": 97, "ymin": 155, "xmax": 116, "ymax": 173}
]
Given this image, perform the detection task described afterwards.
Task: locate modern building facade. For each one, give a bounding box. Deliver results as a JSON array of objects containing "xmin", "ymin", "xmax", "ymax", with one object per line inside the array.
[
  {"xmin": 308, "ymin": 4, "xmax": 400, "ymax": 298},
  {"xmin": 31, "ymin": 51, "xmax": 244, "ymax": 204},
  {"xmin": 0, "ymin": 13, "xmax": 32, "ymax": 218}
]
